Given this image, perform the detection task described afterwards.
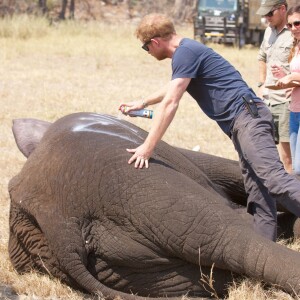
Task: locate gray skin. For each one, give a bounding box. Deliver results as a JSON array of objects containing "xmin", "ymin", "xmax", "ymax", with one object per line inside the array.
[{"xmin": 8, "ymin": 112, "xmax": 300, "ymax": 299}]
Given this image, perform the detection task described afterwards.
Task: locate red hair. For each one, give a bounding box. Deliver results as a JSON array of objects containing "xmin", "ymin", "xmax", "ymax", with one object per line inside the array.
[{"xmin": 286, "ymin": 5, "xmax": 300, "ymax": 62}]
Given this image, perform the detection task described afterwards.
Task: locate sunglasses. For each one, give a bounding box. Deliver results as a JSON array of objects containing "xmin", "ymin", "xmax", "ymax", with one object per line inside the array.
[
  {"xmin": 264, "ymin": 8, "xmax": 278, "ymax": 18},
  {"xmin": 286, "ymin": 21, "xmax": 300, "ymax": 29},
  {"xmin": 142, "ymin": 40, "xmax": 152, "ymax": 52}
]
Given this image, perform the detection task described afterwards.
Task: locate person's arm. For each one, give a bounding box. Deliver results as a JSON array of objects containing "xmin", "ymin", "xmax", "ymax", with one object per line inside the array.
[
  {"xmin": 257, "ymin": 60, "xmax": 266, "ymax": 98},
  {"xmin": 142, "ymin": 84, "xmax": 169, "ymax": 107},
  {"xmin": 118, "ymin": 84, "xmax": 169, "ymax": 113},
  {"xmin": 258, "ymin": 60, "xmax": 267, "ymax": 83},
  {"xmin": 276, "ymin": 72, "xmax": 300, "ymax": 86},
  {"xmin": 271, "ymin": 64, "xmax": 288, "ymax": 79},
  {"xmin": 257, "ymin": 32, "xmax": 267, "ymax": 97},
  {"xmin": 127, "ymin": 77, "xmax": 191, "ymax": 169}
]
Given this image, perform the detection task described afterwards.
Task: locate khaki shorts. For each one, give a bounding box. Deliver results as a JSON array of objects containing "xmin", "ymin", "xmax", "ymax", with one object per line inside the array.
[{"xmin": 268, "ymin": 102, "xmax": 290, "ymax": 144}]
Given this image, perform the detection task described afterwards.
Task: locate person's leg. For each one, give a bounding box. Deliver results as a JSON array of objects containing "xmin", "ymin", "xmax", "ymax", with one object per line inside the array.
[
  {"xmin": 241, "ymin": 161, "xmax": 277, "ymax": 241},
  {"xmin": 269, "ymin": 104, "xmax": 279, "ymax": 144},
  {"xmin": 278, "ymin": 142, "xmax": 292, "ymax": 173},
  {"xmin": 231, "ymin": 108, "xmax": 277, "ymax": 241},
  {"xmin": 247, "ymin": 107, "xmax": 300, "ymax": 214},
  {"xmin": 290, "ymin": 112, "xmax": 297, "ymax": 172},
  {"xmin": 292, "ymin": 112, "xmax": 300, "ymax": 174},
  {"xmin": 276, "ymin": 102, "xmax": 292, "ymax": 173},
  {"xmin": 232, "ymin": 106, "xmax": 300, "ymax": 239}
]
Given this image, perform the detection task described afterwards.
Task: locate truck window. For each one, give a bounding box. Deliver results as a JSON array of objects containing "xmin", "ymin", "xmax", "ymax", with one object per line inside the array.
[{"xmin": 198, "ymin": 0, "xmax": 237, "ymax": 11}]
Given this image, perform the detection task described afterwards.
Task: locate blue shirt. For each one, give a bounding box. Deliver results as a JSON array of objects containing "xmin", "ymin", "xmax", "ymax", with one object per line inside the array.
[{"xmin": 172, "ymin": 38, "xmax": 262, "ymax": 135}]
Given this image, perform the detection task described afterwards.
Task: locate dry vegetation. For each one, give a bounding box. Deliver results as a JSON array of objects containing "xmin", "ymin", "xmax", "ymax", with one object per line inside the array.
[{"xmin": 0, "ymin": 15, "xmax": 299, "ymax": 299}]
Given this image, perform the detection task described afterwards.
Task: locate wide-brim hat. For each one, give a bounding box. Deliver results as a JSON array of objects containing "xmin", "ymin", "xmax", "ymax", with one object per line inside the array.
[{"xmin": 256, "ymin": 0, "xmax": 286, "ymax": 16}]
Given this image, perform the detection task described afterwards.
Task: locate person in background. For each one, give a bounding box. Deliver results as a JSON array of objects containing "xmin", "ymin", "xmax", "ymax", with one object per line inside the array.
[
  {"xmin": 119, "ymin": 13, "xmax": 300, "ymax": 242},
  {"xmin": 257, "ymin": 0, "xmax": 293, "ymax": 173},
  {"xmin": 273, "ymin": 5, "xmax": 300, "ymax": 174}
]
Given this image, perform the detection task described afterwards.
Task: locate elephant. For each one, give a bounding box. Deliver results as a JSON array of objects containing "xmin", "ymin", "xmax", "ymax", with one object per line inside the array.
[{"xmin": 8, "ymin": 112, "xmax": 300, "ymax": 299}]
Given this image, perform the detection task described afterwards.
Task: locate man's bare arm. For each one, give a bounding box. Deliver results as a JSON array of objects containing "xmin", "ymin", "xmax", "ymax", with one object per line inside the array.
[
  {"xmin": 258, "ymin": 60, "xmax": 267, "ymax": 98},
  {"xmin": 118, "ymin": 84, "xmax": 169, "ymax": 112},
  {"xmin": 258, "ymin": 60, "xmax": 267, "ymax": 84},
  {"xmin": 127, "ymin": 77, "xmax": 191, "ymax": 168}
]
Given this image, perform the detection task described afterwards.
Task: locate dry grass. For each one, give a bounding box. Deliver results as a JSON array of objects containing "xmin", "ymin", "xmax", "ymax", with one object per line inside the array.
[{"xmin": 0, "ymin": 16, "xmax": 298, "ymax": 299}]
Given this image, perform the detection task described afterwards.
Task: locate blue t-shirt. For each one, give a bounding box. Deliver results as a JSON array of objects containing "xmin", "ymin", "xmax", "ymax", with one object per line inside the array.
[{"xmin": 172, "ymin": 38, "xmax": 262, "ymax": 135}]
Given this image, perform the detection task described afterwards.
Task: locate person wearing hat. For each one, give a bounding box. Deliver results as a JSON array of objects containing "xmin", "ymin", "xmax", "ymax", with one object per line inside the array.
[{"xmin": 257, "ymin": 0, "xmax": 294, "ymax": 174}]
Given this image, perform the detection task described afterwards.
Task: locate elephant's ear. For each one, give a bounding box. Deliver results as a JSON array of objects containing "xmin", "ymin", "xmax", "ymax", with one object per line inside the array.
[{"xmin": 12, "ymin": 118, "xmax": 51, "ymax": 158}]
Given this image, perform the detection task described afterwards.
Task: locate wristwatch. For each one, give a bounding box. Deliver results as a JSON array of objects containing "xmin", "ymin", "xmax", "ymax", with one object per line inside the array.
[{"xmin": 257, "ymin": 82, "xmax": 264, "ymax": 88}]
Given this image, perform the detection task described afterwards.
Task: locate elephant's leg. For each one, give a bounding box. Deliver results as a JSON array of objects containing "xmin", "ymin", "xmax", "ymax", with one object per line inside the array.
[
  {"xmin": 9, "ymin": 205, "xmax": 127, "ymax": 298},
  {"xmin": 125, "ymin": 169, "xmax": 300, "ymax": 296},
  {"xmin": 176, "ymin": 147, "xmax": 247, "ymax": 206},
  {"xmin": 277, "ymin": 212, "xmax": 300, "ymax": 239},
  {"xmin": 231, "ymin": 208, "xmax": 300, "ymax": 240},
  {"xmin": 169, "ymin": 209, "xmax": 300, "ymax": 295},
  {"xmin": 22, "ymin": 193, "xmax": 235, "ymax": 300},
  {"xmin": 38, "ymin": 215, "xmax": 197, "ymax": 300},
  {"xmin": 176, "ymin": 148, "xmax": 300, "ymax": 239},
  {"xmin": 85, "ymin": 218, "xmax": 237, "ymax": 298},
  {"xmin": 88, "ymin": 256, "xmax": 237, "ymax": 298},
  {"xmin": 177, "ymin": 148, "xmax": 300, "ymax": 214}
]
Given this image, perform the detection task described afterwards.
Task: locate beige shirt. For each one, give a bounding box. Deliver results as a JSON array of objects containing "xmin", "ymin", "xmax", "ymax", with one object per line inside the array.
[{"xmin": 258, "ymin": 26, "xmax": 293, "ymax": 105}]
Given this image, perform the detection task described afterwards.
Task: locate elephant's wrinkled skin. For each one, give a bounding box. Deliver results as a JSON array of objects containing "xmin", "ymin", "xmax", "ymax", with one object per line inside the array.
[{"xmin": 8, "ymin": 112, "xmax": 300, "ymax": 299}]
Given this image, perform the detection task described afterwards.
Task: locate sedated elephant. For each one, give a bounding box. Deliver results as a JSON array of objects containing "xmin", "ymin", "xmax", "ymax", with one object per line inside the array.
[{"xmin": 8, "ymin": 112, "xmax": 300, "ymax": 299}]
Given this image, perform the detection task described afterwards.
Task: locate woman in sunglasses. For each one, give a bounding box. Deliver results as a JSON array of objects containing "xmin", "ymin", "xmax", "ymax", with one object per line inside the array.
[{"xmin": 274, "ymin": 5, "xmax": 300, "ymax": 174}]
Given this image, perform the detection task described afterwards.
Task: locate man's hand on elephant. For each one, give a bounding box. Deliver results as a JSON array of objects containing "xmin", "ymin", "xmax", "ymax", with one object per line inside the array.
[{"xmin": 126, "ymin": 144, "xmax": 153, "ymax": 169}]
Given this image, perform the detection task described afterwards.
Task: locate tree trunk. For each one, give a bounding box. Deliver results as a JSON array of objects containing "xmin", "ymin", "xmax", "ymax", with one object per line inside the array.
[
  {"xmin": 172, "ymin": 0, "xmax": 197, "ymax": 22},
  {"xmin": 38, "ymin": 0, "xmax": 47, "ymax": 14},
  {"xmin": 59, "ymin": 0, "xmax": 67, "ymax": 19},
  {"xmin": 70, "ymin": 0, "xmax": 75, "ymax": 19}
]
